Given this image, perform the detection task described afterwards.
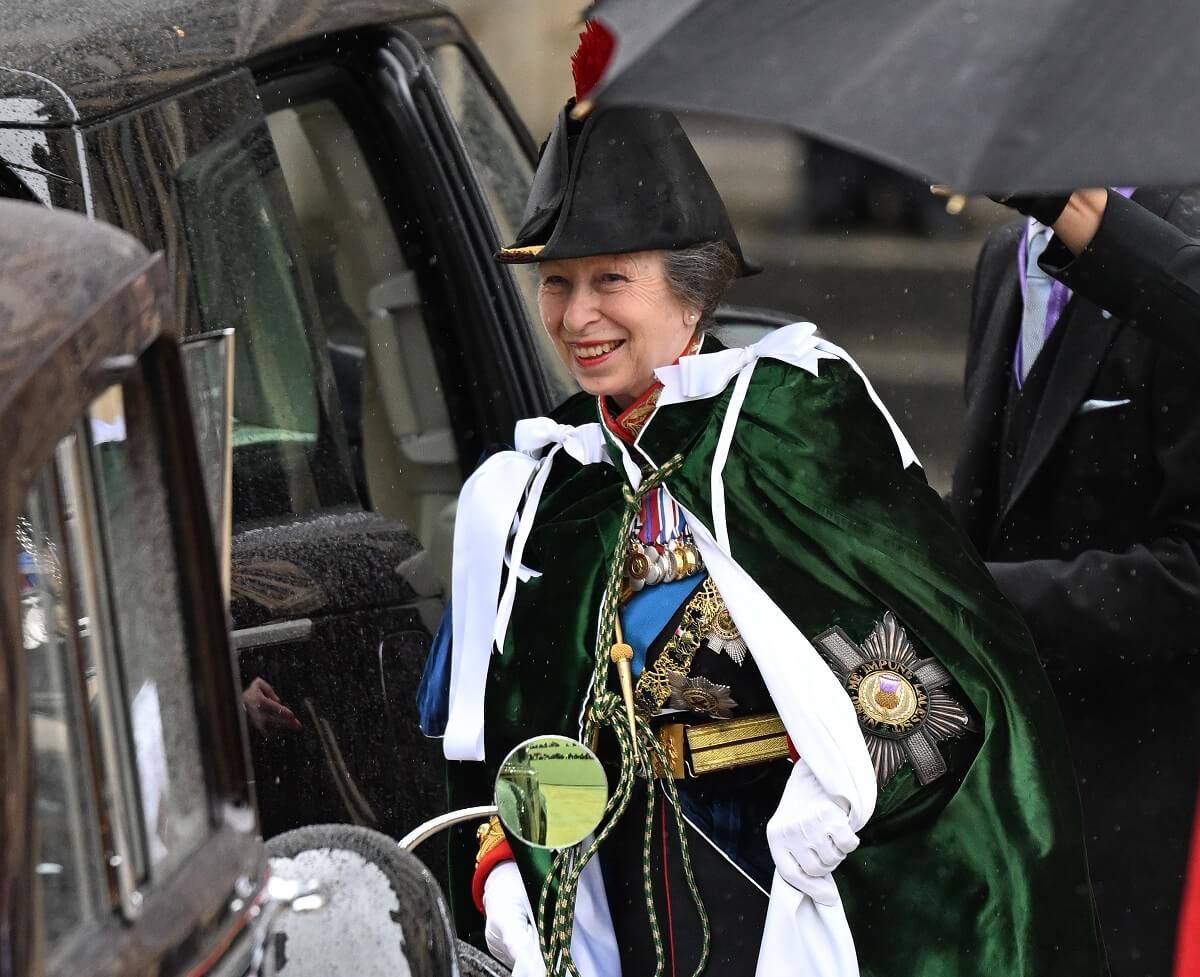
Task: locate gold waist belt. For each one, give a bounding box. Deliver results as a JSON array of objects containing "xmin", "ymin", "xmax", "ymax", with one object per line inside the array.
[{"xmin": 655, "ymin": 712, "xmax": 790, "ymax": 779}]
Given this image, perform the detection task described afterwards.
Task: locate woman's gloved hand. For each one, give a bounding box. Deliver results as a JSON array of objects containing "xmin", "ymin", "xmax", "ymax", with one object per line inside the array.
[
  {"xmin": 766, "ymin": 756, "xmax": 860, "ymax": 906},
  {"xmin": 482, "ymin": 861, "xmax": 543, "ymax": 973}
]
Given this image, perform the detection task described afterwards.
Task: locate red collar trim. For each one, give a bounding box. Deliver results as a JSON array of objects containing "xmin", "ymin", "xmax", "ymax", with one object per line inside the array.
[
  {"xmin": 601, "ymin": 383, "xmax": 660, "ymax": 444},
  {"xmin": 599, "ymin": 332, "xmax": 702, "ymax": 444}
]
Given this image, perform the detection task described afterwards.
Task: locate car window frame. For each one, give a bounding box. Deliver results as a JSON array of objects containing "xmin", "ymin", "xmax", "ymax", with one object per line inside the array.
[
  {"xmin": 389, "ymin": 27, "xmax": 558, "ymax": 412},
  {"xmin": 42, "ymin": 340, "xmax": 263, "ymax": 977},
  {"xmin": 402, "ymin": 14, "xmax": 539, "ymax": 164}
]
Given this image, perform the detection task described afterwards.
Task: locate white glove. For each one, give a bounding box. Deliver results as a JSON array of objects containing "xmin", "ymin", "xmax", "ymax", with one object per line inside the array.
[
  {"xmin": 766, "ymin": 756, "xmax": 860, "ymax": 906},
  {"xmin": 482, "ymin": 861, "xmax": 544, "ymax": 974}
]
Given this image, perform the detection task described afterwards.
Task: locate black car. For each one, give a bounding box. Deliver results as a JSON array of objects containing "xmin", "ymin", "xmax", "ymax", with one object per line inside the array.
[
  {"xmin": 0, "ymin": 0, "xmax": 574, "ymax": 848},
  {"xmin": 2, "ymin": 198, "xmax": 507, "ymax": 977},
  {"xmin": 0, "ymin": 0, "xmax": 787, "ymax": 851}
]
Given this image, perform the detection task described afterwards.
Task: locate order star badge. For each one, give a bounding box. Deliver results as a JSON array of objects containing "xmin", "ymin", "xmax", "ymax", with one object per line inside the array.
[
  {"xmin": 814, "ymin": 612, "xmax": 976, "ymax": 788},
  {"xmin": 667, "ymin": 671, "xmax": 738, "ymax": 719}
]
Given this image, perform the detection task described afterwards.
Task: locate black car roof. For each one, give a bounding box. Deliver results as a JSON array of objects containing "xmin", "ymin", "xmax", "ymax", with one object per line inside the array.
[{"xmin": 0, "ymin": 0, "xmax": 445, "ymax": 126}]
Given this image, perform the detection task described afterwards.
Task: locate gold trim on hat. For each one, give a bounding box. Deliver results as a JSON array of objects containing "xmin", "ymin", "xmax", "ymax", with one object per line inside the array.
[{"xmin": 497, "ymin": 244, "xmax": 545, "ymax": 258}]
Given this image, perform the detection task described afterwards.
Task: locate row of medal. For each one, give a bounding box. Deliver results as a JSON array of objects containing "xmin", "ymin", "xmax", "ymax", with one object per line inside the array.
[
  {"xmin": 624, "ymin": 487, "xmax": 704, "ymax": 592},
  {"xmin": 625, "ymin": 537, "xmax": 704, "ymax": 590}
]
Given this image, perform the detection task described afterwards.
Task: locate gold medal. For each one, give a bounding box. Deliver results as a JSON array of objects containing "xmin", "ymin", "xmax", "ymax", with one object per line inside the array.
[
  {"xmin": 626, "ymin": 544, "xmax": 650, "ymax": 581},
  {"xmin": 681, "ymin": 542, "xmax": 699, "ymax": 576},
  {"xmin": 676, "ymin": 541, "xmax": 694, "ymax": 577}
]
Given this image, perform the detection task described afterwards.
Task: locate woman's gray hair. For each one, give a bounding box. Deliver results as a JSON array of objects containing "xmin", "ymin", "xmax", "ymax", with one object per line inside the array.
[{"xmin": 663, "ymin": 240, "xmax": 738, "ymax": 331}]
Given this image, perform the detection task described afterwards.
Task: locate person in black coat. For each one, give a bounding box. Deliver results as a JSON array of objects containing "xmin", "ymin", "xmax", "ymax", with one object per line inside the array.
[
  {"xmin": 1023, "ymin": 186, "xmax": 1200, "ymax": 358},
  {"xmin": 949, "ymin": 186, "xmax": 1200, "ymax": 977}
]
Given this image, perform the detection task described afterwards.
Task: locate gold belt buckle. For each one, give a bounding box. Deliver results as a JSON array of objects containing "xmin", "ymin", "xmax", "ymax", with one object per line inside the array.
[{"xmin": 654, "ymin": 723, "xmax": 687, "ymax": 779}]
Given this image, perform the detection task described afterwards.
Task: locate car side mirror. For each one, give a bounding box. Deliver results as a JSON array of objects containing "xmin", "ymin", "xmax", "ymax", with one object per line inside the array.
[{"xmin": 397, "ymin": 736, "xmax": 609, "ymax": 854}]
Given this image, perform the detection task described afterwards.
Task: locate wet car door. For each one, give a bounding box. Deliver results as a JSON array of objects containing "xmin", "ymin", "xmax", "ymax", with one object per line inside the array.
[
  {"xmin": 69, "ymin": 54, "xmax": 533, "ymax": 846},
  {"xmin": 238, "ymin": 22, "xmax": 573, "ymax": 845}
]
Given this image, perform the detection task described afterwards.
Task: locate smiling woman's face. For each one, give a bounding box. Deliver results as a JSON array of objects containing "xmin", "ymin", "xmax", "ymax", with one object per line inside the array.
[{"xmin": 536, "ymin": 251, "xmax": 698, "ymax": 408}]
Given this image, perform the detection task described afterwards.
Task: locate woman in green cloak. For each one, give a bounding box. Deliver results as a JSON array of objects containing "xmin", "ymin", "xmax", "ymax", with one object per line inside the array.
[{"xmin": 425, "ymin": 26, "xmax": 1106, "ymax": 977}]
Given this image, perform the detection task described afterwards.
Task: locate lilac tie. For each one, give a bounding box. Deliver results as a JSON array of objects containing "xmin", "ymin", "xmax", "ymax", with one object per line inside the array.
[{"xmin": 1019, "ymin": 226, "xmax": 1054, "ymax": 383}]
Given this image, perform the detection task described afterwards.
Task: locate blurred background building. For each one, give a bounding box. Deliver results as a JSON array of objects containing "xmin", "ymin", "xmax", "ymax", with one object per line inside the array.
[{"xmin": 446, "ymin": 0, "xmax": 1009, "ymax": 491}]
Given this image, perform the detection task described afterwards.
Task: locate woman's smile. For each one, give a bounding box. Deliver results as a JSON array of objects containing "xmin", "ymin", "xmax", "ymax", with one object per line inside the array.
[{"xmin": 570, "ymin": 338, "xmax": 626, "ymax": 366}]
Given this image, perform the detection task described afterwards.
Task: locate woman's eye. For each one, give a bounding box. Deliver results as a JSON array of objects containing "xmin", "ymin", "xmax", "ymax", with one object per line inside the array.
[
  {"xmin": 540, "ymin": 276, "xmax": 567, "ymax": 289},
  {"xmin": 599, "ymin": 273, "xmax": 627, "ymax": 285}
]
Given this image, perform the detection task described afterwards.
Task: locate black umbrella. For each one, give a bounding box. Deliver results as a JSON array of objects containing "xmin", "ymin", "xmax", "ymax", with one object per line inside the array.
[{"xmin": 588, "ymin": 0, "xmax": 1200, "ymax": 193}]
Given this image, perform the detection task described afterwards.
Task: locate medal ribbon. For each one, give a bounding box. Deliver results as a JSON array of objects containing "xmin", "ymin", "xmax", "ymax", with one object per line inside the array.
[
  {"xmin": 634, "ymin": 486, "xmax": 688, "ymax": 548},
  {"xmin": 640, "ymin": 491, "xmax": 654, "ymax": 546}
]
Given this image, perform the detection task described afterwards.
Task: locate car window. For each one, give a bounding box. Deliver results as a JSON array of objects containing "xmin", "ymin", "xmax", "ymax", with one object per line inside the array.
[
  {"xmin": 84, "ymin": 382, "xmax": 210, "ymax": 879},
  {"xmin": 266, "ymin": 95, "xmax": 463, "ymax": 586},
  {"xmin": 23, "ymin": 366, "xmax": 243, "ymax": 967},
  {"xmin": 20, "ymin": 469, "xmax": 102, "ymax": 965},
  {"xmin": 426, "ymin": 43, "xmax": 576, "ymax": 402},
  {"xmin": 176, "ymin": 123, "xmax": 357, "ymax": 526}
]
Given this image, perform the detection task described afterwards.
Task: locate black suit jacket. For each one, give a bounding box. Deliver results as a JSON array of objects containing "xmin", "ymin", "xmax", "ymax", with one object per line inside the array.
[
  {"xmin": 1047, "ymin": 188, "xmax": 1200, "ymax": 358},
  {"xmin": 950, "ymin": 187, "xmax": 1200, "ymax": 977}
]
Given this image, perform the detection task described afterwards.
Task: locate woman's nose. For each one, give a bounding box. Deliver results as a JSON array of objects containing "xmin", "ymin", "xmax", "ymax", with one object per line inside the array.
[{"xmin": 562, "ymin": 287, "xmax": 599, "ymax": 333}]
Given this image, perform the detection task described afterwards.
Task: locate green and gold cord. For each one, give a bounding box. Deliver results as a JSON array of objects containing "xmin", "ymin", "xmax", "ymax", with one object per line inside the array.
[{"xmin": 534, "ymin": 455, "xmax": 711, "ymax": 976}]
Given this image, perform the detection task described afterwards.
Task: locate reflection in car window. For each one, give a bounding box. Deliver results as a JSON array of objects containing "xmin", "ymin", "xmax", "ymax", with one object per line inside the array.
[
  {"xmin": 428, "ymin": 44, "xmax": 576, "ymax": 403},
  {"xmin": 20, "ymin": 470, "xmax": 100, "ymax": 963},
  {"xmin": 87, "ymin": 384, "xmax": 209, "ymax": 879},
  {"xmin": 177, "ymin": 125, "xmax": 355, "ymax": 525}
]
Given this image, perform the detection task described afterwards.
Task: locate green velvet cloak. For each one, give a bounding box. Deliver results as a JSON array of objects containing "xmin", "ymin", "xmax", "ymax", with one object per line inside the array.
[{"xmin": 449, "ymin": 355, "xmax": 1105, "ymax": 976}]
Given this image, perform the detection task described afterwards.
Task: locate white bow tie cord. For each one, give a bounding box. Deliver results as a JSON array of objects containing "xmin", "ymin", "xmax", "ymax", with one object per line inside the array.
[
  {"xmin": 443, "ymin": 422, "xmax": 609, "ymax": 761},
  {"xmin": 653, "ymin": 321, "xmax": 919, "ymax": 472}
]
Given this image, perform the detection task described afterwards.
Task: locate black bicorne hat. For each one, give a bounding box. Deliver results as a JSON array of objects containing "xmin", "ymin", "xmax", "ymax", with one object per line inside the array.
[{"xmin": 496, "ymin": 100, "xmax": 758, "ymax": 276}]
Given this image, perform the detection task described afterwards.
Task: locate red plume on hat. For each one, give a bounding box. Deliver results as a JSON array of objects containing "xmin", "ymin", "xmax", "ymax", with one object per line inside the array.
[{"xmin": 571, "ymin": 19, "xmax": 615, "ymax": 103}]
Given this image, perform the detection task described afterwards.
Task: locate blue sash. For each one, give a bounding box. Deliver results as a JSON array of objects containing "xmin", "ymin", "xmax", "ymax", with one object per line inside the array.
[
  {"xmin": 417, "ymin": 602, "xmax": 452, "ymax": 737},
  {"xmin": 620, "ymin": 574, "xmax": 706, "ymax": 677},
  {"xmin": 419, "ymin": 573, "xmax": 706, "ymax": 736}
]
